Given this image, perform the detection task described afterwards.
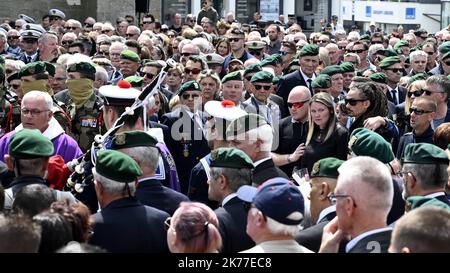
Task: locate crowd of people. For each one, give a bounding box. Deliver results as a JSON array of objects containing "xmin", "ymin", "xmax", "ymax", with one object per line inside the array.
[{"xmin": 0, "ymin": 1, "xmax": 448, "ymax": 253}]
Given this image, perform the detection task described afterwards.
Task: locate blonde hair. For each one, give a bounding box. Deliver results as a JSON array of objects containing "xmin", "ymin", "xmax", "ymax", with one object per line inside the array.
[
  {"xmin": 305, "ymin": 92, "xmax": 337, "ymax": 146},
  {"xmin": 405, "ymin": 80, "xmax": 426, "ymax": 115}
]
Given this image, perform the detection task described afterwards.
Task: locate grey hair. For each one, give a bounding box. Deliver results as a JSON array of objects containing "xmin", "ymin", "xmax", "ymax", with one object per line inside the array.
[
  {"xmin": 95, "ymin": 66, "xmax": 108, "ymax": 83},
  {"xmin": 250, "ymin": 208, "xmax": 299, "ymax": 236},
  {"xmin": 209, "ymin": 167, "xmax": 252, "ymax": 192},
  {"xmin": 344, "ymin": 53, "xmax": 361, "ymax": 65},
  {"xmin": 92, "ymin": 167, "xmax": 136, "ymax": 196},
  {"xmin": 66, "ymin": 19, "xmax": 82, "ymax": 29},
  {"xmin": 337, "ymin": 156, "xmax": 393, "ymax": 214},
  {"xmin": 410, "ymin": 50, "xmax": 428, "ymax": 62},
  {"xmin": 368, "ymin": 44, "xmax": 384, "ymax": 62},
  {"xmin": 120, "ymin": 146, "xmax": 160, "ymax": 172},
  {"xmin": 38, "ymin": 32, "xmax": 58, "ymax": 45},
  {"xmin": 403, "ymin": 163, "xmax": 448, "ymax": 190},
  {"xmin": 23, "ymin": 91, "xmax": 53, "ymax": 110}
]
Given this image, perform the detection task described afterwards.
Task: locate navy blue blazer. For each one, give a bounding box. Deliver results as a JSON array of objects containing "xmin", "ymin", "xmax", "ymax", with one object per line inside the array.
[
  {"xmin": 215, "ymin": 196, "xmax": 255, "ymax": 253},
  {"xmin": 89, "ymin": 197, "xmax": 170, "ymax": 253},
  {"xmin": 161, "ymin": 108, "xmax": 210, "ymax": 194},
  {"xmin": 135, "ymin": 178, "xmax": 189, "ymax": 216},
  {"xmin": 295, "ymin": 210, "xmax": 336, "ymax": 253},
  {"xmin": 276, "ymin": 70, "xmax": 310, "ymax": 115},
  {"xmin": 347, "ymin": 229, "xmax": 392, "ymax": 253},
  {"xmin": 188, "ymin": 154, "xmax": 219, "ymax": 210},
  {"xmin": 252, "ymin": 158, "xmax": 289, "ymax": 186}
]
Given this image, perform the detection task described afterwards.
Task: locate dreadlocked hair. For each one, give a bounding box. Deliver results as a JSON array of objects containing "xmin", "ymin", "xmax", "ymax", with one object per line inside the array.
[{"xmin": 350, "ymin": 81, "xmax": 388, "ymax": 131}]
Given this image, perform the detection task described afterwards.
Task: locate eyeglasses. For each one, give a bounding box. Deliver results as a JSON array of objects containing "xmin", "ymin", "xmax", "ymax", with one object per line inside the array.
[
  {"xmin": 407, "ymin": 90, "xmax": 424, "ymax": 98},
  {"xmin": 420, "ymin": 89, "xmax": 439, "ymax": 96},
  {"xmin": 350, "ymin": 49, "xmax": 366, "ymax": 54},
  {"xmin": 287, "ymin": 100, "xmax": 309, "ymax": 109},
  {"xmin": 21, "ymin": 108, "xmax": 50, "ymax": 116},
  {"xmin": 424, "ymin": 51, "xmax": 434, "ymax": 55},
  {"xmin": 164, "ymin": 217, "xmax": 171, "ymax": 231},
  {"xmin": 345, "ymin": 98, "xmax": 366, "ymax": 106},
  {"xmin": 101, "ymin": 30, "xmax": 111, "ymax": 34},
  {"xmin": 126, "ymin": 33, "xmax": 137, "ymax": 37},
  {"xmin": 181, "ymin": 93, "xmax": 200, "ymax": 100},
  {"xmin": 254, "ymin": 84, "xmax": 271, "ymax": 91},
  {"xmin": 7, "ymin": 36, "xmax": 19, "ymax": 40},
  {"xmin": 338, "ymin": 46, "xmax": 347, "ymax": 50},
  {"xmin": 181, "ymin": 52, "xmax": 193, "ymax": 57},
  {"xmin": 65, "ymin": 26, "xmax": 78, "ymax": 30},
  {"xmin": 61, "ymin": 40, "xmax": 74, "ymax": 45},
  {"xmin": 318, "ymin": 40, "xmax": 329, "ymax": 44},
  {"xmin": 143, "ymin": 21, "xmax": 153, "ymax": 24},
  {"xmin": 410, "ymin": 107, "xmax": 433, "ymax": 115},
  {"xmin": 184, "ymin": 67, "xmax": 201, "ymax": 75},
  {"xmin": 68, "ymin": 51, "xmax": 80, "ymax": 55},
  {"xmin": 10, "ymin": 84, "xmax": 20, "ymax": 89},
  {"xmin": 371, "ymin": 41, "xmax": 382, "ymax": 44},
  {"xmin": 385, "ymin": 68, "xmax": 403, "ymax": 73},
  {"xmin": 84, "ymin": 23, "xmax": 93, "ymax": 27},
  {"xmin": 243, "ymin": 202, "xmax": 252, "ymax": 213},
  {"xmin": 142, "ymin": 72, "xmax": 157, "ymax": 79},
  {"xmin": 168, "ymin": 34, "xmax": 175, "ymax": 38},
  {"xmin": 249, "ymin": 50, "xmax": 262, "ymax": 56},
  {"xmin": 328, "ymin": 193, "xmax": 352, "ymax": 205},
  {"xmin": 229, "ymin": 38, "xmax": 242, "ymax": 43},
  {"xmin": 278, "ymin": 50, "xmax": 289, "ymax": 56},
  {"xmin": 245, "ymin": 75, "xmax": 253, "ymax": 81}
]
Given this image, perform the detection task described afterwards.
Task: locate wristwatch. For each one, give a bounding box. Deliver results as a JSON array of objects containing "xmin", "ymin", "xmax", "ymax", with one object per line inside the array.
[{"xmin": 287, "ymin": 154, "xmax": 293, "ymax": 163}]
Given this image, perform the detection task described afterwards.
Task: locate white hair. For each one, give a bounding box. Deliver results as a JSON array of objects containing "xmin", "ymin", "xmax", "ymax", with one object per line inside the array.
[
  {"xmin": 368, "ymin": 44, "xmax": 384, "ymax": 61},
  {"xmin": 337, "ymin": 156, "xmax": 393, "ymax": 215},
  {"xmin": 92, "ymin": 167, "xmax": 136, "ymax": 195},
  {"xmin": 250, "ymin": 208, "xmax": 299, "ymax": 237},
  {"xmin": 66, "ymin": 19, "xmax": 82, "ymax": 28},
  {"xmin": 56, "ymin": 53, "xmax": 72, "ymax": 66},
  {"xmin": 66, "ymin": 53, "xmax": 93, "ymax": 67},
  {"xmin": 235, "ymin": 124, "xmax": 273, "ymax": 152},
  {"xmin": 23, "ymin": 91, "xmax": 53, "ymax": 110},
  {"xmin": 347, "ymin": 31, "xmax": 361, "ymax": 42},
  {"xmin": 95, "ymin": 66, "xmax": 108, "ymax": 83},
  {"xmin": 410, "ymin": 50, "xmax": 428, "ymax": 62},
  {"xmin": 191, "ymin": 37, "xmax": 213, "ymax": 54},
  {"xmin": 62, "ymin": 32, "xmax": 77, "ymax": 41}
]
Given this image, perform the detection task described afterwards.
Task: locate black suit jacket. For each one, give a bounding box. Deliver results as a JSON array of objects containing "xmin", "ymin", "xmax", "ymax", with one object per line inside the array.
[
  {"xmin": 276, "ymin": 70, "xmax": 310, "ymax": 115},
  {"xmin": 215, "ymin": 196, "xmax": 255, "ymax": 253},
  {"xmin": 187, "ymin": 154, "xmax": 219, "ymax": 210},
  {"xmin": 89, "ymin": 198, "xmax": 170, "ymax": 253},
  {"xmin": 347, "ymin": 229, "xmax": 392, "ymax": 253},
  {"xmin": 269, "ymin": 94, "xmax": 286, "ymax": 119},
  {"xmin": 135, "ymin": 178, "xmax": 189, "ymax": 216},
  {"xmin": 435, "ymin": 194, "xmax": 450, "ymax": 206},
  {"xmin": 252, "ymin": 158, "xmax": 289, "ymax": 186},
  {"xmin": 295, "ymin": 210, "xmax": 336, "ymax": 253},
  {"xmin": 161, "ymin": 108, "xmax": 210, "ymax": 194},
  {"xmin": 386, "ymin": 86, "xmax": 406, "ymax": 105}
]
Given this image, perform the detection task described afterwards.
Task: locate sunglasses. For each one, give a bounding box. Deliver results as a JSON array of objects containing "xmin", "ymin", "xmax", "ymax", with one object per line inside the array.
[
  {"xmin": 10, "ymin": 84, "xmax": 20, "ymax": 89},
  {"xmin": 65, "ymin": 26, "xmax": 78, "ymax": 30},
  {"xmin": 143, "ymin": 21, "xmax": 153, "ymax": 24},
  {"xmin": 181, "ymin": 52, "xmax": 193, "ymax": 57},
  {"xmin": 229, "ymin": 38, "xmax": 242, "ymax": 42},
  {"xmin": 371, "ymin": 41, "xmax": 382, "ymax": 44},
  {"xmin": 126, "ymin": 33, "xmax": 137, "ymax": 37},
  {"xmin": 278, "ymin": 50, "xmax": 289, "ymax": 56},
  {"xmin": 287, "ymin": 100, "xmax": 309, "ymax": 109},
  {"xmin": 101, "ymin": 30, "xmax": 112, "ymax": 34},
  {"xmin": 62, "ymin": 40, "xmax": 74, "ymax": 45},
  {"xmin": 182, "ymin": 93, "xmax": 200, "ymax": 99},
  {"xmin": 184, "ymin": 68, "xmax": 201, "ymax": 74},
  {"xmin": 243, "ymin": 202, "xmax": 252, "ymax": 213},
  {"xmin": 407, "ymin": 90, "xmax": 424, "ymax": 98},
  {"xmin": 84, "ymin": 23, "xmax": 94, "ymax": 27},
  {"xmin": 424, "ymin": 51, "xmax": 434, "ymax": 55},
  {"xmin": 385, "ymin": 68, "xmax": 403, "ymax": 73},
  {"xmin": 318, "ymin": 40, "xmax": 329, "ymax": 44},
  {"xmin": 338, "ymin": 46, "xmax": 347, "ymax": 50},
  {"xmin": 245, "ymin": 75, "xmax": 253, "ymax": 81},
  {"xmin": 410, "ymin": 107, "xmax": 433, "ymax": 115},
  {"xmin": 350, "ymin": 49, "xmax": 366, "ymax": 54},
  {"xmin": 345, "ymin": 98, "xmax": 366, "ymax": 106},
  {"xmin": 254, "ymin": 85, "xmax": 271, "ymax": 91},
  {"xmin": 7, "ymin": 36, "xmax": 20, "ymax": 40},
  {"xmin": 249, "ymin": 50, "xmax": 262, "ymax": 56},
  {"xmin": 142, "ymin": 72, "xmax": 157, "ymax": 79}
]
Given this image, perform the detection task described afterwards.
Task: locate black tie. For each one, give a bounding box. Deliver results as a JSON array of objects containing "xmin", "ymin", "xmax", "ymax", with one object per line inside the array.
[
  {"xmin": 307, "ymin": 79, "xmax": 313, "ymax": 95},
  {"xmin": 27, "ymin": 56, "xmax": 32, "ymax": 63},
  {"xmin": 391, "ymin": 89, "xmax": 398, "ymax": 105}
]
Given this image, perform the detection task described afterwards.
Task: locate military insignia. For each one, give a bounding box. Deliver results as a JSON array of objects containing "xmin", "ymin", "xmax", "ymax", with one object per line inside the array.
[
  {"xmin": 52, "ymin": 10, "xmax": 56, "ymax": 14},
  {"xmin": 193, "ymin": 82, "xmax": 199, "ymax": 89},
  {"xmin": 206, "ymin": 55, "xmax": 212, "ymax": 61},
  {"xmin": 115, "ymin": 133, "xmax": 126, "ymax": 145},
  {"xmin": 312, "ymin": 162, "xmax": 320, "ymax": 176},
  {"xmin": 28, "ymin": 66, "xmax": 35, "ymax": 75},
  {"xmin": 25, "ymin": 25, "xmax": 31, "ymax": 30},
  {"xmin": 27, "ymin": 32, "xmax": 33, "ymax": 36},
  {"xmin": 183, "ymin": 143, "xmax": 189, "ymax": 157},
  {"xmin": 80, "ymin": 118, "xmax": 97, "ymax": 128},
  {"xmin": 210, "ymin": 151, "xmax": 217, "ymax": 161},
  {"xmin": 253, "ymin": 42, "xmax": 257, "ymax": 47},
  {"xmin": 348, "ymin": 135, "xmax": 358, "ymax": 151}
]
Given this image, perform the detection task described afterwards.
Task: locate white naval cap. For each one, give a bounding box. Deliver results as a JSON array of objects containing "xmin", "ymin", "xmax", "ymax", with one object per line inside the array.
[
  {"xmin": 49, "ymin": 8, "xmax": 66, "ymax": 19},
  {"xmin": 204, "ymin": 100, "xmax": 247, "ymax": 121},
  {"xmin": 99, "ymin": 80, "xmax": 142, "ymax": 107}
]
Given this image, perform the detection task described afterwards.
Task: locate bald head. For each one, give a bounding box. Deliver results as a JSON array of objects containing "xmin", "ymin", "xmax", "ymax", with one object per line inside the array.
[
  {"xmin": 288, "ymin": 86, "xmax": 311, "ymax": 122},
  {"xmin": 289, "ymin": 86, "xmax": 311, "ymax": 101}
]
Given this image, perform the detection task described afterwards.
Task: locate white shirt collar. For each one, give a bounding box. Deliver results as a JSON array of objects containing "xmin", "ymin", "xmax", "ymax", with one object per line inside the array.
[
  {"xmin": 299, "ymin": 68, "xmax": 316, "ymax": 83},
  {"xmin": 424, "ymin": 192, "xmax": 446, "ymax": 198},
  {"xmin": 222, "ymin": 193, "xmax": 238, "ymax": 207},
  {"xmin": 253, "ymin": 157, "xmax": 271, "ymax": 168},
  {"xmin": 345, "ymin": 227, "xmax": 393, "ymax": 253},
  {"xmin": 317, "ymin": 205, "xmax": 336, "ymax": 224},
  {"xmin": 15, "ymin": 117, "xmax": 64, "ymax": 140}
]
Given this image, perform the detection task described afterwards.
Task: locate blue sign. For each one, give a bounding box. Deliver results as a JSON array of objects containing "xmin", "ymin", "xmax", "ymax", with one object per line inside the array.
[
  {"xmin": 406, "ymin": 8, "xmax": 416, "ymax": 19},
  {"xmin": 366, "ymin": 6, "xmax": 372, "ymax": 17}
]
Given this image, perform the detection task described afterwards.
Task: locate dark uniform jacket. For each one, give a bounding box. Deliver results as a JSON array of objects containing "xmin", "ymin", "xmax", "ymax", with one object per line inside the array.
[
  {"xmin": 135, "ymin": 177, "xmax": 189, "ymax": 216},
  {"xmin": 188, "ymin": 153, "xmax": 219, "ymax": 209},
  {"xmin": 215, "ymin": 196, "xmax": 255, "ymax": 253},
  {"xmin": 346, "ymin": 229, "xmax": 392, "ymax": 253},
  {"xmin": 386, "ymin": 86, "xmax": 406, "ymax": 105},
  {"xmin": 0, "ymin": 87, "xmax": 21, "ymax": 136},
  {"xmin": 276, "ymin": 70, "xmax": 312, "ymax": 115},
  {"xmin": 295, "ymin": 210, "xmax": 336, "ymax": 253},
  {"xmin": 396, "ymin": 125, "xmax": 434, "ymax": 160},
  {"xmin": 252, "ymin": 158, "xmax": 288, "ymax": 186},
  {"xmin": 161, "ymin": 107, "xmax": 210, "ymax": 194},
  {"xmin": 90, "ymin": 197, "xmax": 170, "ymax": 253}
]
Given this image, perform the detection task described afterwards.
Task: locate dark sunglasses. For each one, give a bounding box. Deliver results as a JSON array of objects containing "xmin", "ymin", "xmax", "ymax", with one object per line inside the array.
[
  {"xmin": 345, "ymin": 98, "xmax": 366, "ymax": 106},
  {"xmin": 143, "ymin": 21, "xmax": 153, "ymax": 24},
  {"xmin": 101, "ymin": 30, "xmax": 111, "ymax": 34},
  {"xmin": 184, "ymin": 68, "xmax": 201, "ymax": 74},
  {"xmin": 7, "ymin": 36, "xmax": 20, "ymax": 40},
  {"xmin": 420, "ymin": 89, "xmax": 440, "ymax": 96},
  {"xmin": 338, "ymin": 46, "xmax": 347, "ymax": 50},
  {"xmin": 84, "ymin": 23, "xmax": 94, "ymax": 27},
  {"xmin": 142, "ymin": 72, "xmax": 157, "ymax": 79},
  {"xmin": 407, "ymin": 90, "xmax": 424, "ymax": 98},
  {"xmin": 62, "ymin": 40, "xmax": 74, "ymax": 45},
  {"xmin": 245, "ymin": 75, "xmax": 253, "ymax": 81},
  {"xmin": 410, "ymin": 107, "xmax": 433, "ymax": 115},
  {"xmin": 249, "ymin": 50, "xmax": 262, "ymax": 56},
  {"xmin": 385, "ymin": 68, "xmax": 403, "ymax": 73},
  {"xmin": 10, "ymin": 84, "xmax": 20, "ymax": 89},
  {"xmin": 126, "ymin": 33, "xmax": 137, "ymax": 37},
  {"xmin": 278, "ymin": 50, "xmax": 289, "ymax": 56},
  {"xmin": 254, "ymin": 85, "xmax": 271, "ymax": 91},
  {"xmin": 181, "ymin": 52, "xmax": 193, "ymax": 57},
  {"xmin": 182, "ymin": 93, "xmax": 200, "ymax": 99},
  {"xmin": 350, "ymin": 49, "xmax": 366, "ymax": 54},
  {"xmin": 371, "ymin": 41, "xmax": 382, "ymax": 44},
  {"xmin": 65, "ymin": 26, "xmax": 78, "ymax": 30},
  {"xmin": 229, "ymin": 38, "xmax": 242, "ymax": 42},
  {"xmin": 424, "ymin": 51, "xmax": 435, "ymax": 55},
  {"xmin": 318, "ymin": 40, "xmax": 329, "ymax": 44},
  {"xmin": 287, "ymin": 100, "xmax": 309, "ymax": 109}
]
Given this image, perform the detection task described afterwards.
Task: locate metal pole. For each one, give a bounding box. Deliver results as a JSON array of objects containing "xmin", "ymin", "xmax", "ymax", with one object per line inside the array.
[
  {"xmin": 352, "ymin": 0, "xmax": 355, "ymax": 26},
  {"xmin": 443, "ymin": 0, "xmax": 450, "ymax": 30}
]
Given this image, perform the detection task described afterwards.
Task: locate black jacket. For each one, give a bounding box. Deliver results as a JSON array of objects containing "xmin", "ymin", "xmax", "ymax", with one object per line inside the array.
[
  {"xmin": 276, "ymin": 70, "xmax": 311, "ymax": 115},
  {"xmin": 252, "ymin": 158, "xmax": 288, "ymax": 185}
]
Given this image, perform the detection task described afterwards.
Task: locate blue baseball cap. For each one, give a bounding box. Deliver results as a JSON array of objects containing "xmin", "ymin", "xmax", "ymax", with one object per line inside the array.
[{"xmin": 237, "ymin": 177, "xmax": 304, "ymax": 225}]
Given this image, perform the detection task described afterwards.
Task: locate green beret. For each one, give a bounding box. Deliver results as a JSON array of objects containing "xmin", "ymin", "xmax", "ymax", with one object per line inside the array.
[
  {"xmin": 67, "ymin": 62, "xmax": 96, "ymax": 76},
  {"xmin": 177, "ymin": 80, "xmax": 201, "ymax": 95},
  {"xmin": 110, "ymin": 131, "xmax": 158, "ymax": 150},
  {"xmin": 369, "ymin": 72, "xmax": 388, "ymax": 84},
  {"xmin": 442, "ymin": 51, "xmax": 450, "ymax": 62},
  {"xmin": 379, "ymin": 56, "xmax": 401, "ymax": 69},
  {"xmin": 0, "ymin": 55, "xmax": 4, "ymax": 65},
  {"xmin": 210, "ymin": 147, "xmax": 253, "ymax": 169},
  {"xmin": 221, "ymin": 71, "xmax": 243, "ymax": 84},
  {"xmin": 349, "ymin": 128, "xmax": 394, "ymax": 164},
  {"xmin": 394, "ymin": 40, "xmax": 409, "ymax": 50},
  {"xmin": 408, "ymin": 73, "xmax": 428, "ymax": 84},
  {"xmin": 403, "ymin": 143, "xmax": 449, "ymax": 164},
  {"xmin": 438, "ymin": 41, "xmax": 450, "ymax": 54},
  {"xmin": 124, "ymin": 75, "xmax": 143, "ymax": 88},
  {"xmin": 340, "ymin": 62, "xmax": 356, "ymax": 73},
  {"xmin": 19, "ymin": 61, "xmax": 55, "ymax": 78},
  {"xmin": 320, "ymin": 65, "xmax": 342, "ymax": 76},
  {"xmin": 359, "ymin": 34, "xmax": 371, "ymax": 41},
  {"xmin": 120, "ymin": 49, "xmax": 141, "ymax": 63},
  {"xmin": 226, "ymin": 113, "xmax": 268, "ymax": 138},
  {"xmin": 95, "ymin": 150, "xmax": 143, "ymax": 183},
  {"xmin": 0, "ymin": 64, "xmax": 4, "ymax": 76},
  {"xmin": 260, "ymin": 55, "xmax": 280, "ymax": 67},
  {"xmin": 273, "ymin": 76, "xmax": 280, "ymax": 85},
  {"xmin": 250, "ymin": 71, "xmax": 273, "ymax": 83},
  {"xmin": 311, "ymin": 157, "xmax": 344, "ymax": 179},
  {"xmin": 9, "ymin": 129, "xmax": 54, "ymax": 159},
  {"xmin": 407, "ymin": 196, "xmax": 450, "ymax": 211},
  {"xmin": 380, "ymin": 49, "xmax": 398, "ymax": 57},
  {"xmin": 7, "ymin": 72, "xmax": 20, "ymax": 83},
  {"xmin": 243, "ymin": 64, "xmax": 262, "ymax": 77},
  {"xmin": 311, "ymin": 74, "xmax": 331, "ymax": 89},
  {"xmin": 299, "ymin": 44, "xmax": 319, "ymax": 57}
]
